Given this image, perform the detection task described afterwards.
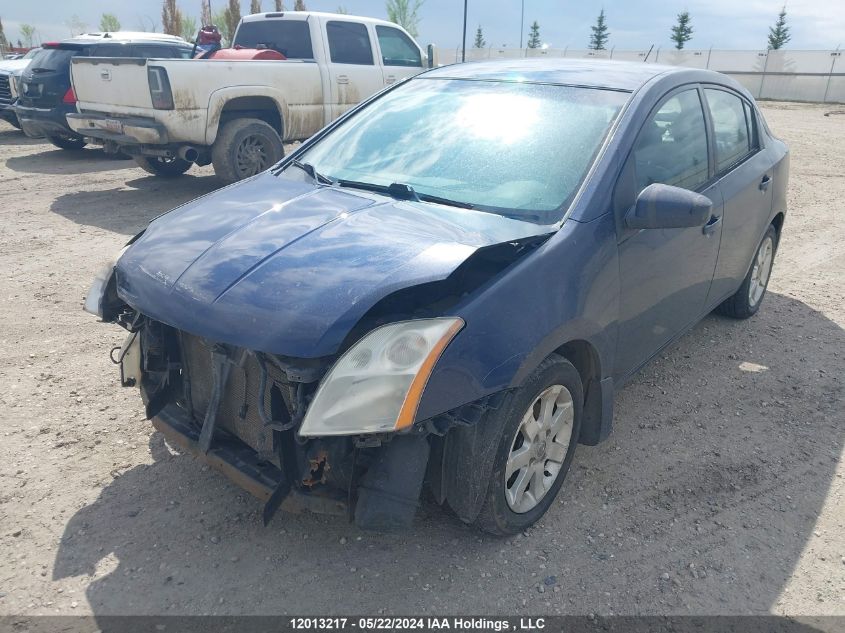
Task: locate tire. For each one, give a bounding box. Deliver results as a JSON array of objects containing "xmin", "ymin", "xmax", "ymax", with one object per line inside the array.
[
  {"xmin": 133, "ymin": 155, "xmax": 192, "ymax": 178},
  {"xmin": 211, "ymin": 117, "xmax": 284, "ymax": 184},
  {"xmin": 716, "ymin": 224, "xmax": 778, "ymax": 319},
  {"xmin": 46, "ymin": 134, "xmax": 86, "ymax": 151},
  {"xmin": 472, "ymin": 355, "xmax": 583, "ymax": 535}
]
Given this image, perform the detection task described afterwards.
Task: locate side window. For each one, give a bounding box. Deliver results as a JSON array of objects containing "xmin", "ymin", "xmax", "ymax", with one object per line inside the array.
[
  {"xmin": 133, "ymin": 45, "xmax": 172, "ymax": 59},
  {"xmin": 705, "ymin": 89, "xmax": 753, "ymax": 172},
  {"xmin": 375, "ymin": 26, "xmax": 422, "ymax": 67},
  {"xmin": 326, "ymin": 21, "xmax": 374, "ymax": 65},
  {"xmin": 632, "ymin": 88, "xmax": 709, "ymax": 192}
]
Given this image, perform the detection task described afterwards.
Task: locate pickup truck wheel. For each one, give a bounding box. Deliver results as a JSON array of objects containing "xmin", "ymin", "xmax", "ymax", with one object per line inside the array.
[
  {"xmin": 212, "ymin": 118, "xmax": 283, "ymax": 183},
  {"xmin": 47, "ymin": 134, "xmax": 87, "ymax": 151},
  {"xmin": 134, "ymin": 156, "xmax": 192, "ymax": 178},
  {"xmin": 470, "ymin": 355, "xmax": 583, "ymax": 536}
]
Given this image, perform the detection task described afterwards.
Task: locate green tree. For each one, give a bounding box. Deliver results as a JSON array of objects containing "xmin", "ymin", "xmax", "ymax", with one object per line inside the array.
[
  {"xmin": 670, "ymin": 10, "xmax": 693, "ymax": 50},
  {"xmin": 385, "ymin": 0, "xmax": 424, "ymax": 38},
  {"xmin": 212, "ymin": 8, "xmax": 231, "ymax": 44},
  {"xmin": 181, "ymin": 15, "xmax": 198, "ymax": 40},
  {"xmin": 19, "ymin": 23, "xmax": 37, "ymax": 47},
  {"xmin": 223, "ymin": 0, "xmax": 241, "ymax": 40},
  {"xmin": 162, "ymin": 0, "xmax": 183, "ymax": 36},
  {"xmin": 767, "ymin": 6, "xmax": 790, "ymax": 50},
  {"xmin": 588, "ymin": 9, "xmax": 609, "ymax": 51},
  {"xmin": 250, "ymin": 0, "xmax": 262, "ymax": 13},
  {"xmin": 294, "ymin": 0, "xmax": 307, "ymax": 9},
  {"xmin": 100, "ymin": 13, "xmax": 121, "ymax": 32},
  {"xmin": 473, "ymin": 25, "xmax": 485, "ymax": 48},
  {"xmin": 527, "ymin": 20, "xmax": 541, "ymax": 48}
]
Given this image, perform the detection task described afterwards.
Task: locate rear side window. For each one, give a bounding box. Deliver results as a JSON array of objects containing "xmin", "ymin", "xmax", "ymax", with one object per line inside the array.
[
  {"xmin": 375, "ymin": 25, "xmax": 421, "ymax": 67},
  {"xmin": 632, "ymin": 88, "xmax": 710, "ymax": 192},
  {"xmin": 705, "ymin": 89, "xmax": 756, "ymax": 172},
  {"xmin": 133, "ymin": 44, "xmax": 183, "ymax": 59},
  {"xmin": 28, "ymin": 48, "xmax": 81, "ymax": 72},
  {"xmin": 234, "ymin": 20, "xmax": 314, "ymax": 58},
  {"xmin": 327, "ymin": 21, "xmax": 374, "ymax": 65},
  {"xmin": 92, "ymin": 43, "xmax": 134, "ymax": 57}
]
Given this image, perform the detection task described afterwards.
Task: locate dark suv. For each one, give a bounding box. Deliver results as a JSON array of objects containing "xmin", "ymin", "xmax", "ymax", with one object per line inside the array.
[{"xmin": 15, "ymin": 33, "xmax": 193, "ymax": 151}]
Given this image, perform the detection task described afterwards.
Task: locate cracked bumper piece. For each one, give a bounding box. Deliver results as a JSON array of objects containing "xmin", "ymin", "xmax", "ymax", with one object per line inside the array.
[
  {"xmin": 152, "ymin": 402, "xmax": 347, "ymax": 517},
  {"xmin": 67, "ymin": 112, "xmax": 168, "ymax": 145}
]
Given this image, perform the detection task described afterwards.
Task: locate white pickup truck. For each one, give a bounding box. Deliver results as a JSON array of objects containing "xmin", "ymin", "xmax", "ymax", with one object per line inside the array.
[{"xmin": 67, "ymin": 12, "xmax": 426, "ymax": 182}]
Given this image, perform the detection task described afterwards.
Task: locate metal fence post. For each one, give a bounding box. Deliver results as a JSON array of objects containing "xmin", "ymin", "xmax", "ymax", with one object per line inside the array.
[
  {"xmin": 706, "ymin": 46, "xmax": 712, "ymax": 69},
  {"xmin": 759, "ymin": 51, "xmax": 770, "ymax": 99},
  {"xmin": 823, "ymin": 51, "xmax": 840, "ymax": 103}
]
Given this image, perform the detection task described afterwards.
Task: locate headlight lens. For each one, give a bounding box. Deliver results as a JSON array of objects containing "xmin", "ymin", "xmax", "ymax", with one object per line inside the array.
[{"xmin": 299, "ymin": 317, "xmax": 464, "ymax": 437}]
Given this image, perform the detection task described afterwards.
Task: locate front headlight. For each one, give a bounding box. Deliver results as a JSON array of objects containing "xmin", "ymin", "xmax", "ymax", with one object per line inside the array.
[
  {"xmin": 83, "ymin": 246, "xmax": 128, "ymax": 319},
  {"xmin": 299, "ymin": 317, "xmax": 464, "ymax": 437}
]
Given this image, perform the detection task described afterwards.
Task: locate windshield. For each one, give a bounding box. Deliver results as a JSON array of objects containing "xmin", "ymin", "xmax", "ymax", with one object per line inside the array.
[{"xmin": 294, "ymin": 78, "xmax": 628, "ymax": 223}]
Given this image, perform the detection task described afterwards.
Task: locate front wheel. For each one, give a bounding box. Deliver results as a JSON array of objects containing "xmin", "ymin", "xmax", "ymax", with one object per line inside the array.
[
  {"xmin": 47, "ymin": 134, "xmax": 86, "ymax": 150},
  {"xmin": 133, "ymin": 155, "xmax": 192, "ymax": 178},
  {"xmin": 211, "ymin": 118, "xmax": 284, "ymax": 184},
  {"xmin": 473, "ymin": 355, "xmax": 583, "ymax": 535},
  {"xmin": 716, "ymin": 224, "xmax": 778, "ymax": 319}
]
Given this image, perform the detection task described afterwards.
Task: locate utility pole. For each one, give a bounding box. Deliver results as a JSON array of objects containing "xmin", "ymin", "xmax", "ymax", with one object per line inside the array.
[
  {"xmin": 462, "ymin": 0, "xmax": 468, "ymax": 62},
  {"xmin": 519, "ymin": 0, "xmax": 525, "ymax": 49}
]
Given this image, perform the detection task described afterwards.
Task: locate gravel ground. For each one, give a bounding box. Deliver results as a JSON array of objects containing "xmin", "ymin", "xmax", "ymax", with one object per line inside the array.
[{"xmin": 0, "ymin": 102, "xmax": 842, "ymax": 619}]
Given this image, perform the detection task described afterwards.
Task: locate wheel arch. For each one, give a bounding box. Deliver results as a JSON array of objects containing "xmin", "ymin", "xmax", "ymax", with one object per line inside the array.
[{"xmin": 206, "ymin": 89, "xmax": 288, "ymax": 145}]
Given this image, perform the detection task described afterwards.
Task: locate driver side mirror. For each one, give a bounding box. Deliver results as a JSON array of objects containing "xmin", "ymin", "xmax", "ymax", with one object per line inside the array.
[{"xmin": 625, "ymin": 183, "xmax": 712, "ymax": 230}]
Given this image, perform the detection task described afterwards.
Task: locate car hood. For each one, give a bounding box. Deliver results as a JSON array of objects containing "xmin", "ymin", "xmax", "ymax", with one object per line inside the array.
[
  {"xmin": 116, "ymin": 172, "xmax": 551, "ymax": 357},
  {"xmin": 0, "ymin": 59, "xmax": 31, "ymax": 73}
]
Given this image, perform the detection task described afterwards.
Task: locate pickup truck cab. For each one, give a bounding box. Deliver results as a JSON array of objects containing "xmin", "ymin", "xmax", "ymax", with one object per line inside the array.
[{"xmin": 67, "ymin": 12, "xmax": 426, "ymax": 182}]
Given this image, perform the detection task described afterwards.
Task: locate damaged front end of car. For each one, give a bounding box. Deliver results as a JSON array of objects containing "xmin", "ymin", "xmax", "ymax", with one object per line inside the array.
[{"xmin": 84, "ymin": 182, "xmax": 553, "ymax": 531}]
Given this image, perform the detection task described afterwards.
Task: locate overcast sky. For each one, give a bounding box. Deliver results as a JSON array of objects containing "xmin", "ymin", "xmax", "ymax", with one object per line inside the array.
[{"xmin": 3, "ymin": 0, "xmax": 843, "ymax": 51}]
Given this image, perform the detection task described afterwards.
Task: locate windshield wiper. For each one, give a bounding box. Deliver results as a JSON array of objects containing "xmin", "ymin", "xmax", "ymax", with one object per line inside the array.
[
  {"xmin": 287, "ymin": 159, "xmax": 334, "ymax": 185},
  {"xmin": 337, "ymin": 179, "xmax": 475, "ymax": 210}
]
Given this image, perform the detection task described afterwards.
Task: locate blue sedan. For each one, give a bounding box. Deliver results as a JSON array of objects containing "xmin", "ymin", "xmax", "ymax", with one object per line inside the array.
[{"xmin": 86, "ymin": 59, "xmax": 789, "ymax": 535}]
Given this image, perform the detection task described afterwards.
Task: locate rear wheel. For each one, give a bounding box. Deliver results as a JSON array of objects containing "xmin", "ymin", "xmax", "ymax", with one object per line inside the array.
[
  {"xmin": 212, "ymin": 118, "xmax": 284, "ymax": 184},
  {"xmin": 133, "ymin": 155, "xmax": 192, "ymax": 178},
  {"xmin": 472, "ymin": 355, "xmax": 583, "ymax": 535},
  {"xmin": 717, "ymin": 224, "xmax": 778, "ymax": 319},
  {"xmin": 47, "ymin": 134, "xmax": 86, "ymax": 151}
]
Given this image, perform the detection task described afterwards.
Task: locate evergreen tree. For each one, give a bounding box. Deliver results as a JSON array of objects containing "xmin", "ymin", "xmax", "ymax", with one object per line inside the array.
[
  {"xmin": 767, "ymin": 6, "xmax": 790, "ymax": 50},
  {"xmin": 100, "ymin": 13, "xmax": 121, "ymax": 32},
  {"xmin": 589, "ymin": 9, "xmax": 609, "ymax": 50},
  {"xmin": 527, "ymin": 21, "xmax": 541, "ymax": 49},
  {"xmin": 474, "ymin": 25, "xmax": 485, "ymax": 48},
  {"xmin": 670, "ymin": 11, "xmax": 693, "ymax": 50}
]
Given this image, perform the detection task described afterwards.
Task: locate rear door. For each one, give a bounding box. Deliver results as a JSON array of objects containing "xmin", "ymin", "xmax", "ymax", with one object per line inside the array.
[
  {"xmin": 614, "ymin": 86, "xmax": 723, "ymax": 379},
  {"xmin": 323, "ymin": 19, "xmax": 385, "ymax": 118},
  {"xmin": 702, "ymin": 87, "xmax": 774, "ymax": 302},
  {"xmin": 19, "ymin": 45, "xmax": 87, "ymax": 108},
  {"xmin": 374, "ymin": 24, "xmax": 424, "ymax": 86}
]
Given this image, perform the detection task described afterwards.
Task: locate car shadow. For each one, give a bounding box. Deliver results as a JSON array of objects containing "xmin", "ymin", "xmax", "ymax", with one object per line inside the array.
[
  {"xmin": 5, "ymin": 147, "xmax": 141, "ymax": 175},
  {"xmin": 51, "ymin": 292, "xmax": 843, "ymax": 617},
  {"xmin": 49, "ymin": 175, "xmax": 222, "ymax": 235},
  {"xmin": 0, "ymin": 127, "xmax": 43, "ymax": 146}
]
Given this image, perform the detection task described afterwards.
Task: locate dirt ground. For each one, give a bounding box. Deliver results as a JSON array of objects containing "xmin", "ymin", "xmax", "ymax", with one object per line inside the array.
[{"xmin": 0, "ymin": 102, "xmax": 842, "ymax": 620}]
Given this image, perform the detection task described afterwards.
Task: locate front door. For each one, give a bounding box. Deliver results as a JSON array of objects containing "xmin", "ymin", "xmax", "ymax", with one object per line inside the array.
[
  {"xmin": 615, "ymin": 86, "xmax": 723, "ymax": 379},
  {"xmin": 323, "ymin": 19, "xmax": 385, "ymax": 120},
  {"xmin": 373, "ymin": 24, "xmax": 425, "ymax": 87}
]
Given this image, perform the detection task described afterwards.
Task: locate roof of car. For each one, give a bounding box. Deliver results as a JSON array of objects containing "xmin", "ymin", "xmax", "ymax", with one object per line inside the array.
[
  {"xmin": 241, "ymin": 11, "xmax": 407, "ymax": 29},
  {"xmin": 51, "ymin": 32, "xmax": 188, "ymax": 46},
  {"xmin": 424, "ymin": 58, "xmax": 694, "ymax": 91}
]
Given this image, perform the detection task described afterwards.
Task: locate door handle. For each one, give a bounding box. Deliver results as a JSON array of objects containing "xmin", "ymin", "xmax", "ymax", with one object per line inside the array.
[
  {"xmin": 386, "ymin": 74, "xmax": 396, "ymax": 83},
  {"xmin": 336, "ymin": 74, "xmax": 349, "ymax": 84},
  {"xmin": 702, "ymin": 215, "xmax": 722, "ymax": 236},
  {"xmin": 759, "ymin": 174, "xmax": 772, "ymax": 191}
]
